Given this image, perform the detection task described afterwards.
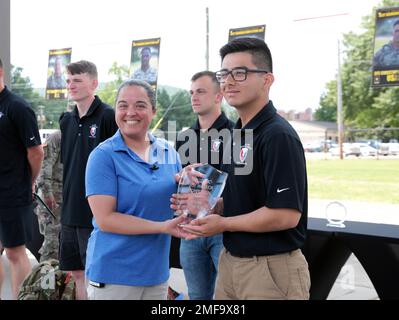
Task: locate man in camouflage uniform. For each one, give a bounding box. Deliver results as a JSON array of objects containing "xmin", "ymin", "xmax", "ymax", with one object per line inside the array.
[
  {"xmin": 131, "ymin": 47, "xmax": 158, "ymax": 84},
  {"xmin": 374, "ymin": 19, "xmax": 399, "ymax": 68},
  {"xmin": 36, "ymin": 130, "xmax": 62, "ymax": 262},
  {"xmin": 46, "ymin": 56, "xmax": 66, "ymax": 89}
]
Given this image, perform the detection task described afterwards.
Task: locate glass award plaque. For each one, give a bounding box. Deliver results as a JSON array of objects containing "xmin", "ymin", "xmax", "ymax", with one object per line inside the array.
[{"xmin": 176, "ymin": 164, "xmax": 228, "ymax": 222}]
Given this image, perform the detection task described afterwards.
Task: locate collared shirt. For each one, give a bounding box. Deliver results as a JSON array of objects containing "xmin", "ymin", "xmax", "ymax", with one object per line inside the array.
[
  {"xmin": 59, "ymin": 96, "xmax": 118, "ymax": 227},
  {"xmin": 0, "ymin": 87, "xmax": 41, "ymax": 213},
  {"xmin": 221, "ymin": 101, "xmax": 308, "ymax": 257},
  {"xmin": 176, "ymin": 112, "xmax": 234, "ymax": 170},
  {"xmin": 85, "ymin": 130, "xmax": 181, "ymax": 286}
]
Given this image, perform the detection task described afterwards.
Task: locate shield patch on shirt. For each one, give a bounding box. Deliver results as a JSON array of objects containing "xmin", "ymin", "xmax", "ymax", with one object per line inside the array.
[
  {"xmin": 239, "ymin": 145, "xmax": 249, "ymax": 164},
  {"xmin": 211, "ymin": 139, "xmax": 221, "ymax": 152},
  {"xmin": 89, "ymin": 124, "xmax": 98, "ymax": 138}
]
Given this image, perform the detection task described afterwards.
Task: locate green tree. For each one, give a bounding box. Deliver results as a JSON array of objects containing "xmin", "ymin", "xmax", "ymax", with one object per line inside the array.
[
  {"xmin": 11, "ymin": 66, "xmax": 43, "ymax": 113},
  {"xmin": 222, "ymin": 101, "xmax": 238, "ymax": 123},
  {"xmin": 97, "ymin": 62, "xmax": 130, "ymax": 106},
  {"xmin": 315, "ymin": 81, "xmax": 337, "ymax": 122},
  {"xmin": 11, "ymin": 66, "xmax": 67, "ymax": 128},
  {"xmin": 152, "ymin": 88, "xmax": 196, "ymax": 134},
  {"xmin": 41, "ymin": 99, "xmax": 70, "ymax": 129},
  {"xmin": 315, "ymin": 0, "xmax": 399, "ymax": 140}
]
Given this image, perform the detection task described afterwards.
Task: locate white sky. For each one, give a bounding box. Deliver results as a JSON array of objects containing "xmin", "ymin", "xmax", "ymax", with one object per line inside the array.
[{"xmin": 10, "ymin": 0, "xmax": 381, "ymax": 111}]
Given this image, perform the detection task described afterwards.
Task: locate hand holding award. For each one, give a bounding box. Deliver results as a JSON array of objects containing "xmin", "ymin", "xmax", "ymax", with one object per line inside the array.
[{"xmin": 176, "ymin": 164, "xmax": 228, "ymax": 224}]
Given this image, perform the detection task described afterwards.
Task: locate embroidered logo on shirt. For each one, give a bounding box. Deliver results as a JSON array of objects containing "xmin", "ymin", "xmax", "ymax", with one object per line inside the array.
[
  {"xmin": 211, "ymin": 139, "xmax": 221, "ymax": 152},
  {"xmin": 239, "ymin": 145, "xmax": 249, "ymax": 163},
  {"xmin": 89, "ymin": 124, "xmax": 98, "ymax": 138},
  {"xmin": 277, "ymin": 187, "xmax": 290, "ymax": 193}
]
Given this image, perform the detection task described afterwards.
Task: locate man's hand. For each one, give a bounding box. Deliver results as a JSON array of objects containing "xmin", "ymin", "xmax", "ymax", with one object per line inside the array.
[
  {"xmin": 44, "ymin": 195, "xmax": 58, "ymax": 211},
  {"xmin": 171, "ymin": 178, "xmax": 211, "ymax": 219},
  {"xmin": 181, "ymin": 214, "xmax": 225, "ymax": 240}
]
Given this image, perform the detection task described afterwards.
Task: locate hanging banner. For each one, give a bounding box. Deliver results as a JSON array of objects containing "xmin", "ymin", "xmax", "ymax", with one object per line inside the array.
[
  {"xmin": 45, "ymin": 48, "xmax": 72, "ymax": 99},
  {"xmin": 130, "ymin": 38, "xmax": 161, "ymax": 91},
  {"xmin": 372, "ymin": 7, "xmax": 399, "ymax": 87},
  {"xmin": 228, "ymin": 24, "xmax": 266, "ymax": 42}
]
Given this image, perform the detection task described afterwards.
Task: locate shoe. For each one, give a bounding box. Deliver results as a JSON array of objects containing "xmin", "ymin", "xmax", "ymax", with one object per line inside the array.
[{"xmin": 167, "ymin": 286, "xmax": 184, "ymax": 300}]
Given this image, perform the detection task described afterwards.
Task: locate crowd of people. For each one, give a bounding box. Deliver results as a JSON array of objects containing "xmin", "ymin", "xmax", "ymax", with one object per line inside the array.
[{"xmin": 0, "ymin": 37, "xmax": 310, "ymax": 300}]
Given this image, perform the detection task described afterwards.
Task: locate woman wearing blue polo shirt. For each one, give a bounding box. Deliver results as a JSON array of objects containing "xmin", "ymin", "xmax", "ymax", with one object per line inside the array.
[{"xmin": 85, "ymin": 79, "xmax": 185, "ymax": 300}]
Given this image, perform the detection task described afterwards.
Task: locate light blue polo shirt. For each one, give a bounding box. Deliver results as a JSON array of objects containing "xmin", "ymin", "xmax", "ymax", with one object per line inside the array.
[{"xmin": 85, "ymin": 130, "xmax": 181, "ymax": 286}]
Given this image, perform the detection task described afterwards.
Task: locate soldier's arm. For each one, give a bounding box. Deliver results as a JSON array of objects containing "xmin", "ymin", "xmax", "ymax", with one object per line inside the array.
[{"xmin": 40, "ymin": 136, "xmax": 60, "ymax": 197}]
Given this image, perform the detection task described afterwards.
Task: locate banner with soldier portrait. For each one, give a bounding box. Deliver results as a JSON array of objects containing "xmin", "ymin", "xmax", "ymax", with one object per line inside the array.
[
  {"xmin": 45, "ymin": 48, "xmax": 72, "ymax": 100},
  {"xmin": 228, "ymin": 24, "xmax": 266, "ymax": 42},
  {"xmin": 372, "ymin": 7, "xmax": 399, "ymax": 87},
  {"xmin": 130, "ymin": 38, "xmax": 161, "ymax": 91}
]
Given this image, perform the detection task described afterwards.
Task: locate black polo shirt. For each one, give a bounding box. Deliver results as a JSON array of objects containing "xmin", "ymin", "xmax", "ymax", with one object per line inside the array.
[
  {"xmin": 0, "ymin": 87, "xmax": 41, "ymax": 214},
  {"xmin": 59, "ymin": 96, "xmax": 118, "ymax": 227},
  {"xmin": 176, "ymin": 112, "xmax": 234, "ymax": 169},
  {"xmin": 170, "ymin": 112, "xmax": 234, "ymax": 268},
  {"xmin": 221, "ymin": 101, "xmax": 308, "ymax": 257}
]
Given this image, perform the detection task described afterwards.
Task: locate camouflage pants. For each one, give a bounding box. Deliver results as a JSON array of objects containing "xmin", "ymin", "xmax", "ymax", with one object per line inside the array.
[{"xmin": 35, "ymin": 204, "xmax": 61, "ymax": 262}]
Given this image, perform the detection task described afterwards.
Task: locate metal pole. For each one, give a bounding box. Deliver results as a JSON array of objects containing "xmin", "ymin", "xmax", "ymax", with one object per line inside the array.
[
  {"xmin": 337, "ymin": 39, "xmax": 344, "ymax": 160},
  {"xmin": 206, "ymin": 7, "xmax": 209, "ymax": 71},
  {"xmin": 0, "ymin": 0, "xmax": 11, "ymax": 86}
]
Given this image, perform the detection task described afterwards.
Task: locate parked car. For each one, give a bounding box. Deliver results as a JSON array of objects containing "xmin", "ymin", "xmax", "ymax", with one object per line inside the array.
[
  {"xmin": 387, "ymin": 142, "xmax": 399, "ymax": 155},
  {"xmin": 378, "ymin": 142, "xmax": 399, "ymax": 156},
  {"xmin": 329, "ymin": 143, "xmax": 361, "ymax": 157},
  {"xmin": 359, "ymin": 144, "xmax": 377, "ymax": 157},
  {"xmin": 304, "ymin": 142, "xmax": 322, "ymax": 153},
  {"xmin": 304, "ymin": 140, "xmax": 336, "ymax": 153}
]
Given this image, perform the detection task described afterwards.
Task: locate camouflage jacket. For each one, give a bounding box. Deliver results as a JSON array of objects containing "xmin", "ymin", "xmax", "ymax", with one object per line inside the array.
[
  {"xmin": 37, "ymin": 130, "xmax": 62, "ymax": 201},
  {"xmin": 373, "ymin": 42, "xmax": 399, "ymax": 67}
]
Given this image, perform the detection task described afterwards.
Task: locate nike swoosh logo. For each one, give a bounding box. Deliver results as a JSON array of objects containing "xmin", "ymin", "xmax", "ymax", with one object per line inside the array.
[
  {"xmin": 30, "ymin": 136, "xmax": 35, "ymax": 141},
  {"xmin": 277, "ymin": 187, "xmax": 290, "ymax": 193}
]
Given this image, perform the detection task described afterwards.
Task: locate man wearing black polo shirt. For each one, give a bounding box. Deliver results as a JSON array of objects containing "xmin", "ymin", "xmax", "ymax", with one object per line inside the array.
[
  {"xmin": 0, "ymin": 58, "xmax": 44, "ymax": 299},
  {"xmin": 182, "ymin": 38, "xmax": 310, "ymax": 300},
  {"xmin": 173, "ymin": 71, "xmax": 234, "ymax": 300},
  {"xmin": 59, "ymin": 60, "xmax": 117, "ymax": 300}
]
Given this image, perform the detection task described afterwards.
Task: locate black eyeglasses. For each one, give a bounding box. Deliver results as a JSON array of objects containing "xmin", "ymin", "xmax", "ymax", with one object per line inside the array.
[{"xmin": 215, "ymin": 67, "xmax": 269, "ymax": 83}]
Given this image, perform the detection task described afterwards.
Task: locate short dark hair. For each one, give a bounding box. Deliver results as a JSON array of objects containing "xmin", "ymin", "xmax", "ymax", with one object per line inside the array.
[
  {"xmin": 0, "ymin": 58, "xmax": 3, "ymax": 68},
  {"xmin": 116, "ymin": 79, "xmax": 156, "ymax": 111},
  {"xmin": 394, "ymin": 19, "xmax": 399, "ymax": 28},
  {"xmin": 191, "ymin": 71, "xmax": 220, "ymax": 90},
  {"xmin": 66, "ymin": 60, "xmax": 98, "ymax": 78},
  {"xmin": 219, "ymin": 37, "xmax": 273, "ymax": 73}
]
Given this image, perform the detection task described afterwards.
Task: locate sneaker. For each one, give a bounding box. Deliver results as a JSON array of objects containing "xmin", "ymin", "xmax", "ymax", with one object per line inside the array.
[{"xmin": 167, "ymin": 286, "xmax": 184, "ymax": 300}]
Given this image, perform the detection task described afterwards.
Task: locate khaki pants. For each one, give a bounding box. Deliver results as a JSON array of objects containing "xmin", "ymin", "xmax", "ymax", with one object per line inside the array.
[
  {"xmin": 215, "ymin": 248, "xmax": 310, "ymax": 300},
  {"xmin": 87, "ymin": 282, "xmax": 168, "ymax": 300}
]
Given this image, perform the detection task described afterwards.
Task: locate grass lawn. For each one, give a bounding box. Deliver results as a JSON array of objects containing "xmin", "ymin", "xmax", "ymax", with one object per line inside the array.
[{"xmin": 307, "ymin": 158, "xmax": 399, "ymax": 204}]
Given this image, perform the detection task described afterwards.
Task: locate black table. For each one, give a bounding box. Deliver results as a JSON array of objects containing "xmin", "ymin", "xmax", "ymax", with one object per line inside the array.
[{"xmin": 303, "ymin": 217, "xmax": 399, "ymax": 300}]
